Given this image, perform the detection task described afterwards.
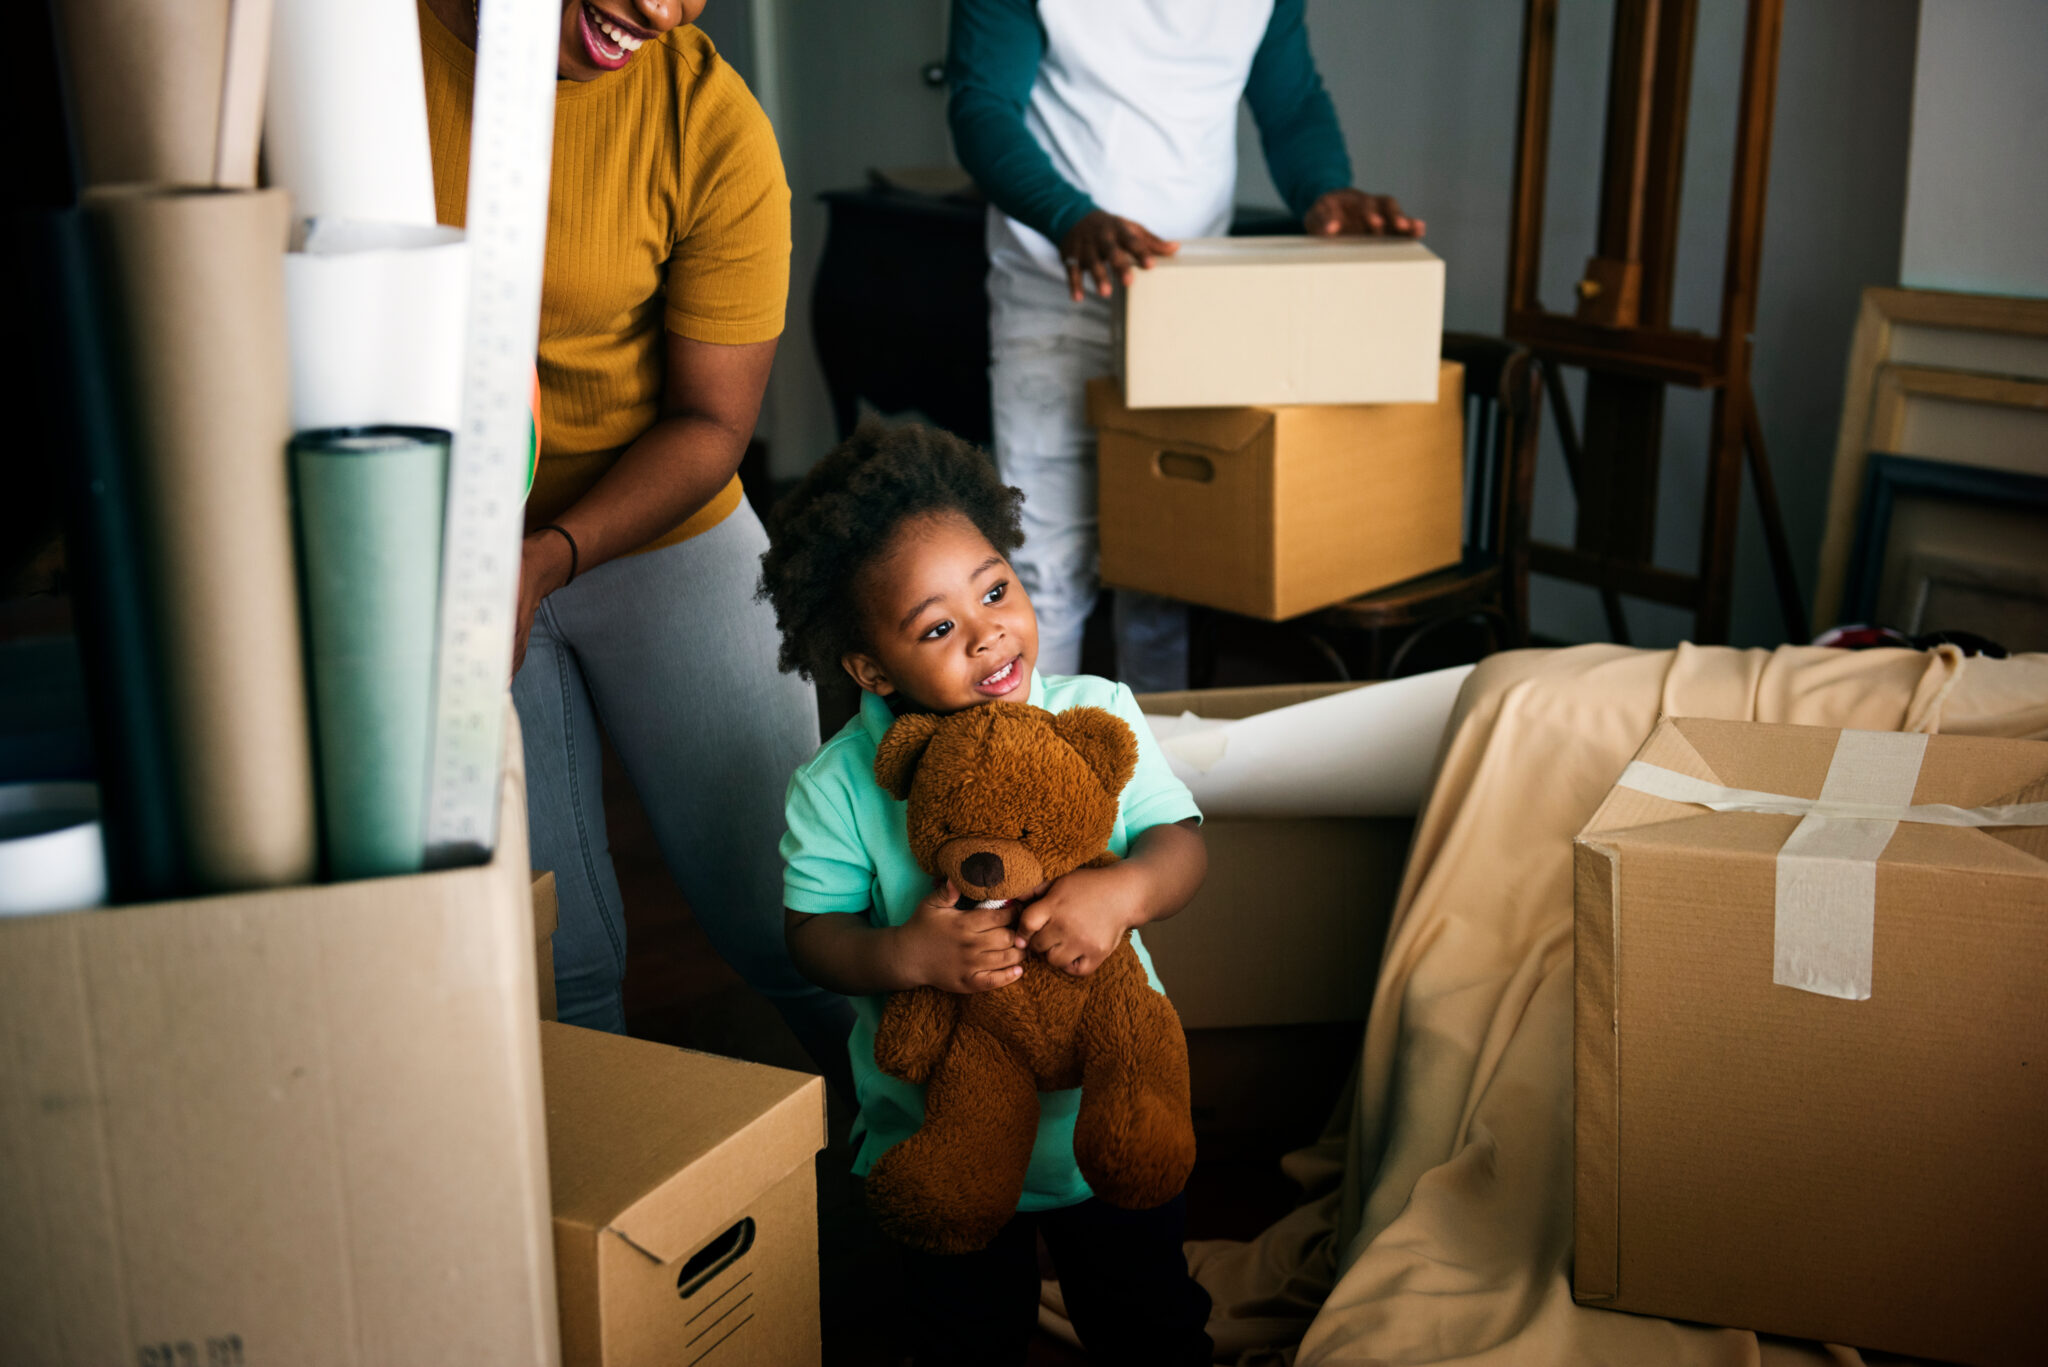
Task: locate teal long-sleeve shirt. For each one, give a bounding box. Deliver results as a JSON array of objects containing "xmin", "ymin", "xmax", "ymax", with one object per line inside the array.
[{"xmin": 946, "ymin": 0, "xmax": 1354, "ymax": 251}]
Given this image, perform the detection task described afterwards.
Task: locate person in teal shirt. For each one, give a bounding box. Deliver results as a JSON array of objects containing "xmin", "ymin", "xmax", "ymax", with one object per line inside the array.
[{"xmin": 759, "ymin": 420, "xmax": 1212, "ymax": 1365}]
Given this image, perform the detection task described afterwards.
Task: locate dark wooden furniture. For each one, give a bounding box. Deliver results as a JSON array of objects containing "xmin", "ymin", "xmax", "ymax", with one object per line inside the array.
[
  {"xmin": 1305, "ymin": 333, "xmax": 1543, "ymax": 679},
  {"xmin": 1507, "ymin": 0, "xmax": 1806, "ymax": 645},
  {"xmin": 810, "ymin": 187, "xmax": 1301, "ymax": 450}
]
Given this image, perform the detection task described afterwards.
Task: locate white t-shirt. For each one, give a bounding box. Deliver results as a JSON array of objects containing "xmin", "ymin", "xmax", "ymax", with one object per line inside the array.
[{"xmin": 986, "ymin": 0, "xmax": 1276, "ymax": 282}]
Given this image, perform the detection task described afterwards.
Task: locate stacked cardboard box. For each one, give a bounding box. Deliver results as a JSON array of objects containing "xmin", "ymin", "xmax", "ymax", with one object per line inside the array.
[{"xmin": 1573, "ymin": 717, "xmax": 2048, "ymax": 1365}]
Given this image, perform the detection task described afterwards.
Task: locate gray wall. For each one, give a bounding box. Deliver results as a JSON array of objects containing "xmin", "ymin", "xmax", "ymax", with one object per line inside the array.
[
  {"xmin": 737, "ymin": 0, "xmax": 1923, "ymax": 649},
  {"xmin": 1899, "ymin": 0, "xmax": 2048, "ymax": 299}
]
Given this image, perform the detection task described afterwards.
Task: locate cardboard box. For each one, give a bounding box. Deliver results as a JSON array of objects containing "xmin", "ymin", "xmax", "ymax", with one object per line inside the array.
[
  {"xmin": 0, "ymin": 723, "xmax": 559, "ymax": 1367},
  {"xmin": 542, "ymin": 1022, "xmax": 826, "ymax": 1367},
  {"xmin": 1133, "ymin": 683, "xmax": 1411, "ymax": 1028},
  {"xmin": 1573, "ymin": 717, "xmax": 2048, "ymax": 1366},
  {"xmin": 1093, "ymin": 366, "xmax": 1464, "ymax": 621},
  {"xmin": 533, "ymin": 871, "xmax": 559, "ymax": 1021},
  {"xmin": 1114, "ymin": 235, "xmax": 1445, "ymax": 408}
]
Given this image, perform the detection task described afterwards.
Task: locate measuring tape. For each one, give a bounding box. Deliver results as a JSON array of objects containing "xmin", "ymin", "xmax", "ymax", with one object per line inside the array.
[{"xmin": 423, "ymin": 0, "xmax": 558, "ymax": 868}]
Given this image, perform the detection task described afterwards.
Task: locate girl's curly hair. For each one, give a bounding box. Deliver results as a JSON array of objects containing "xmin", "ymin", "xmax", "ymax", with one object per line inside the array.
[{"xmin": 757, "ymin": 419, "xmax": 1025, "ymax": 682}]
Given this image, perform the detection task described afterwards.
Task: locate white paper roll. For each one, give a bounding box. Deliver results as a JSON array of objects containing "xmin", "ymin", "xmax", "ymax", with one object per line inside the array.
[
  {"xmin": 285, "ymin": 222, "xmax": 470, "ymax": 432},
  {"xmin": 0, "ymin": 783, "xmax": 108, "ymax": 915},
  {"xmin": 265, "ymin": 0, "xmax": 439, "ymax": 226},
  {"xmin": 1145, "ymin": 664, "xmax": 1475, "ymax": 818}
]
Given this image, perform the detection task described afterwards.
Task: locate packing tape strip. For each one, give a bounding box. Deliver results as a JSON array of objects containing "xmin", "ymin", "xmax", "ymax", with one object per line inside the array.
[{"xmin": 1618, "ymin": 730, "xmax": 2048, "ymax": 1002}]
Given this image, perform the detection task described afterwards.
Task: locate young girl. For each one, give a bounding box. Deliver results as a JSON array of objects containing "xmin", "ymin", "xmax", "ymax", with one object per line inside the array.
[{"xmin": 759, "ymin": 421, "xmax": 1213, "ymax": 1366}]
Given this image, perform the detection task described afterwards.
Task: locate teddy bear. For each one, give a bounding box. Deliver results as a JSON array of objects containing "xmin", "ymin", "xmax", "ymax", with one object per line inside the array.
[{"xmin": 864, "ymin": 700, "xmax": 1197, "ymax": 1254}]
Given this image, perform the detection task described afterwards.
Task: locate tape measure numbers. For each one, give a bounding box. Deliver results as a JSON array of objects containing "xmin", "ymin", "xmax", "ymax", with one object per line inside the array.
[{"xmin": 423, "ymin": 0, "xmax": 558, "ymax": 867}]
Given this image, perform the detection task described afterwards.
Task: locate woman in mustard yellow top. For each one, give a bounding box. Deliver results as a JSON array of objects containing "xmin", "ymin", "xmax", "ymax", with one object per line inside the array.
[{"xmin": 420, "ymin": 0, "xmax": 852, "ymax": 1085}]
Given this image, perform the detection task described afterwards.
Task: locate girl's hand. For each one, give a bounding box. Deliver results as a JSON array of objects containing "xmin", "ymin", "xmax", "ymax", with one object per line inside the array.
[
  {"xmin": 1057, "ymin": 210, "xmax": 1179, "ymax": 302},
  {"xmin": 1014, "ymin": 863, "xmax": 1147, "ymax": 978},
  {"xmin": 1304, "ymin": 188, "xmax": 1425, "ymax": 238},
  {"xmin": 895, "ymin": 880, "xmax": 1026, "ymax": 993}
]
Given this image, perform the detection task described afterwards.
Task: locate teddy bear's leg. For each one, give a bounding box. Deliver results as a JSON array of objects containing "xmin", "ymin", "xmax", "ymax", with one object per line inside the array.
[
  {"xmin": 865, "ymin": 1021, "xmax": 1042, "ymax": 1255},
  {"xmin": 873, "ymin": 987, "xmax": 962, "ymax": 1085},
  {"xmin": 1071, "ymin": 945, "xmax": 1197, "ymax": 1211}
]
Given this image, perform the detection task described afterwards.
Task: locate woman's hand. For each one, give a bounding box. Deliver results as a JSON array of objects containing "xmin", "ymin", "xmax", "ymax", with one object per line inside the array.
[
  {"xmin": 895, "ymin": 880, "xmax": 1027, "ymax": 993},
  {"xmin": 1304, "ymin": 189, "xmax": 1425, "ymax": 238},
  {"xmin": 1057, "ymin": 210, "xmax": 1179, "ymax": 302},
  {"xmin": 510, "ymin": 529, "xmax": 575, "ymax": 678}
]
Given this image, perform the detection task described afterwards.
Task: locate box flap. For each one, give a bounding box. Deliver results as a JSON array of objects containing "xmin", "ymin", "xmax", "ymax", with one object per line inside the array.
[
  {"xmin": 1577, "ymin": 718, "xmax": 2048, "ymax": 872},
  {"xmin": 1159, "ymin": 236, "xmax": 1442, "ymax": 269},
  {"xmin": 540, "ymin": 1023, "xmax": 825, "ymax": 1266},
  {"xmin": 1134, "ymin": 681, "xmax": 1364, "ymax": 722},
  {"xmin": 1086, "ymin": 376, "xmax": 1274, "ymax": 450}
]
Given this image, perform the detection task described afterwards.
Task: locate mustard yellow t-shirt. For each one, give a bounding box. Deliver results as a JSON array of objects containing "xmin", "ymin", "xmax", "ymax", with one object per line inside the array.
[{"xmin": 419, "ymin": 4, "xmax": 790, "ymax": 553}]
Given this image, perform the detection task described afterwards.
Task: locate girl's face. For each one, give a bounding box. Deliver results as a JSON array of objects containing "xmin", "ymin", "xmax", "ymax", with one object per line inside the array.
[
  {"xmin": 843, "ymin": 512, "xmax": 1040, "ymax": 715},
  {"xmin": 555, "ymin": 0, "xmax": 704, "ymax": 81}
]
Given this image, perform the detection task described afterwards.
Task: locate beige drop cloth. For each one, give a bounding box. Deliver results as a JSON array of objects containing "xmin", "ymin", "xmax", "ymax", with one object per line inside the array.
[{"xmin": 1043, "ymin": 644, "xmax": 2048, "ymax": 1365}]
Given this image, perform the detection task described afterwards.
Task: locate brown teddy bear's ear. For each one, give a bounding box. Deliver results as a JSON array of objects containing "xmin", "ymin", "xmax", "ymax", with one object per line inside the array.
[
  {"xmin": 874, "ymin": 712, "xmax": 943, "ymax": 799},
  {"xmin": 1053, "ymin": 707, "xmax": 1139, "ymax": 798}
]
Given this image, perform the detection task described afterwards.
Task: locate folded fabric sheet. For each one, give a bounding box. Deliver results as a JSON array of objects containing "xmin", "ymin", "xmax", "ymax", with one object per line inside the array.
[
  {"xmin": 293, "ymin": 428, "xmax": 448, "ymax": 881},
  {"xmin": 1143, "ymin": 665, "xmax": 1473, "ymax": 818},
  {"xmin": 1045, "ymin": 643, "xmax": 2048, "ymax": 1366},
  {"xmin": 265, "ymin": 0, "xmax": 438, "ymax": 225},
  {"xmin": 285, "ymin": 221, "xmax": 470, "ymax": 433},
  {"xmin": 86, "ymin": 185, "xmax": 317, "ymax": 892}
]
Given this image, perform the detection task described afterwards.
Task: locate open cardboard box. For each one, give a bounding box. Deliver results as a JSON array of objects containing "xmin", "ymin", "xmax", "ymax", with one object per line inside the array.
[
  {"xmin": 1135, "ymin": 682, "xmax": 1413, "ymax": 1144},
  {"xmin": 0, "ymin": 716, "xmax": 558, "ymax": 1367},
  {"xmin": 542, "ymin": 1022, "xmax": 826, "ymax": 1367}
]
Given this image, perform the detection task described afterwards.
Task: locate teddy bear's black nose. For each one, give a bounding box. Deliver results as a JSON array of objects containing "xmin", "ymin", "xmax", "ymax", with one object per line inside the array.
[{"xmin": 961, "ymin": 851, "xmax": 1004, "ymax": 889}]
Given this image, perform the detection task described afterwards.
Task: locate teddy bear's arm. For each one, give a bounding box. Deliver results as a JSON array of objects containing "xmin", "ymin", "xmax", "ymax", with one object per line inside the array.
[{"xmin": 873, "ymin": 986, "xmax": 964, "ymax": 1084}]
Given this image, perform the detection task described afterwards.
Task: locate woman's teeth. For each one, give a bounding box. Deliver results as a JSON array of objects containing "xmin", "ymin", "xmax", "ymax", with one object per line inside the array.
[{"xmin": 586, "ymin": 3, "xmax": 643, "ymax": 52}]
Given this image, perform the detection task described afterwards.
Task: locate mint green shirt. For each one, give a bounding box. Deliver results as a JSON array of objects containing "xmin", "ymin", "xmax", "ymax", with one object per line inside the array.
[{"xmin": 780, "ymin": 671, "xmax": 1202, "ymax": 1211}]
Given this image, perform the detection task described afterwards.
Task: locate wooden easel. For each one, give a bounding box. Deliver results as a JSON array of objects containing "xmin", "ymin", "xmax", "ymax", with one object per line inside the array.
[{"xmin": 1507, "ymin": 0, "xmax": 1806, "ymax": 645}]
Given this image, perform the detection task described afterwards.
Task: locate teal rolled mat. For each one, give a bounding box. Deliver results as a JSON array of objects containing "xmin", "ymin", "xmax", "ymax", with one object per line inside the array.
[{"xmin": 292, "ymin": 427, "xmax": 449, "ymax": 881}]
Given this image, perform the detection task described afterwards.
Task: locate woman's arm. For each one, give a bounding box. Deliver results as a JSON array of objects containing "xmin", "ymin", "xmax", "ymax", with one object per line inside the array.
[{"xmin": 513, "ymin": 332, "xmax": 775, "ymax": 672}]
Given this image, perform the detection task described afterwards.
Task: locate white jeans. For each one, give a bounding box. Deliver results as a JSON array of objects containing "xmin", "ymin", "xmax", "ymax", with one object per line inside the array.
[{"xmin": 987, "ymin": 265, "xmax": 1189, "ymax": 692}]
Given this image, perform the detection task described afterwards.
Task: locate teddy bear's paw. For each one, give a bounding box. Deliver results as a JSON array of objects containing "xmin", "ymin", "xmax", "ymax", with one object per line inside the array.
[{"xmin": 867, "ymin": 1148, "xmax": 1016, "ymax": 1254}]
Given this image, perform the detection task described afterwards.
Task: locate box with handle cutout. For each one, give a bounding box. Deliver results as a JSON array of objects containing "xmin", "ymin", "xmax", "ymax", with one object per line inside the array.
[
  {"xmin": 1089, "ymin": 364, "xmax": 1464, "ymax": 621},
  {"xmin": 541, "ymin": 1021, "xmax": 826, "ymax": 1367}
]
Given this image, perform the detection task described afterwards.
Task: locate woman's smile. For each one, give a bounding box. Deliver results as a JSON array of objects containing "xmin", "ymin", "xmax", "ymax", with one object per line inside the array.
[{"xmin": 577, "ymin": 1, "xmax": 652, "ymax": 70}]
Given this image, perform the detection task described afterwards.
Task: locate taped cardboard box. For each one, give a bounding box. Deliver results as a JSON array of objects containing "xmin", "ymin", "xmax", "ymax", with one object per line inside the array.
[
  {"xmin": 1573, "ymin": 717, "xmax": 2048, "ymax": 1366},
  {"xmin": 0, "ymin": 717, "xmax": 558, "ymax": 1367},
  {"xmin": 1093, "ymin": 366, "xmax": 1464, "ymax": 621},
  {"xmin": 1114, "ymin": 236, "xmax": 1444, "ymax": 408},
  {"xmin": 542, "ymin": 1022, "xmax": 826, "ymax": 1367},
  {"xmin": 533, "ymin": 870, "xmax": 559, "ymax": 1021}
]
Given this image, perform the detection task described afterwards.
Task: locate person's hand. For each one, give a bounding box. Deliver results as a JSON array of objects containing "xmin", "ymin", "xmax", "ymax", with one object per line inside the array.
[
  {"xmin": 1304, "ymin": 188, "xmax": 1425, "ymax": 239},
  {"xmin": 895, "ymin": 880, "xmax": 1027, "ymax": 993},
  {"xmin": 510, "ymin": 530, "xmax": 574, "ymax": 679},
  {"xmin": 1057, "ymin": 210, "xmax": 1179, "ymax": 302},
  {"xmin": 1014, "ymin": 862, "xmax": 1147, "ymax": 977}
]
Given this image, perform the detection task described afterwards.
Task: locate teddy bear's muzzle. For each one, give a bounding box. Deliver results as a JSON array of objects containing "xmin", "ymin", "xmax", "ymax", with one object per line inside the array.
[{"xmin": 937, "ymin": 836, "xmax": 1043, "ymax": 903}]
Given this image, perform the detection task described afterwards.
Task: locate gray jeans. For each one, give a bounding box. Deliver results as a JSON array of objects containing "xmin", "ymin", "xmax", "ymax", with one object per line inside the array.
[{"xmin": 512, "ymin": 499, "xmax": 854, "ymax": 1081}]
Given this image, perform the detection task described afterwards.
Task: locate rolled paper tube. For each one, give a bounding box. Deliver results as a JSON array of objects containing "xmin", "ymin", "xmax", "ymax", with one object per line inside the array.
[
  {"xmin": 24, "ymin": 209, "xmax": 187, "ymax": 900},
  {"xmin": 293, "ymin": 427, "xmax": 449, "ymax": 881},
  {"xmin": 0, "ymin": 782, "xmax": 108, "ymax": 915},
  {"xmin": 84, "ymin": 185, "xmax": 317, "ymax": 892},
  {"xmin": 53, "ymin": 0, "xmax": 230, "ymax": 185},
  {"xmin": 265, "ymin": 0, "xmax": 438, "ymax": 225},
  {"xmin": 285, "ymin": 221, "xmax": 470, "ymax": 433}
]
